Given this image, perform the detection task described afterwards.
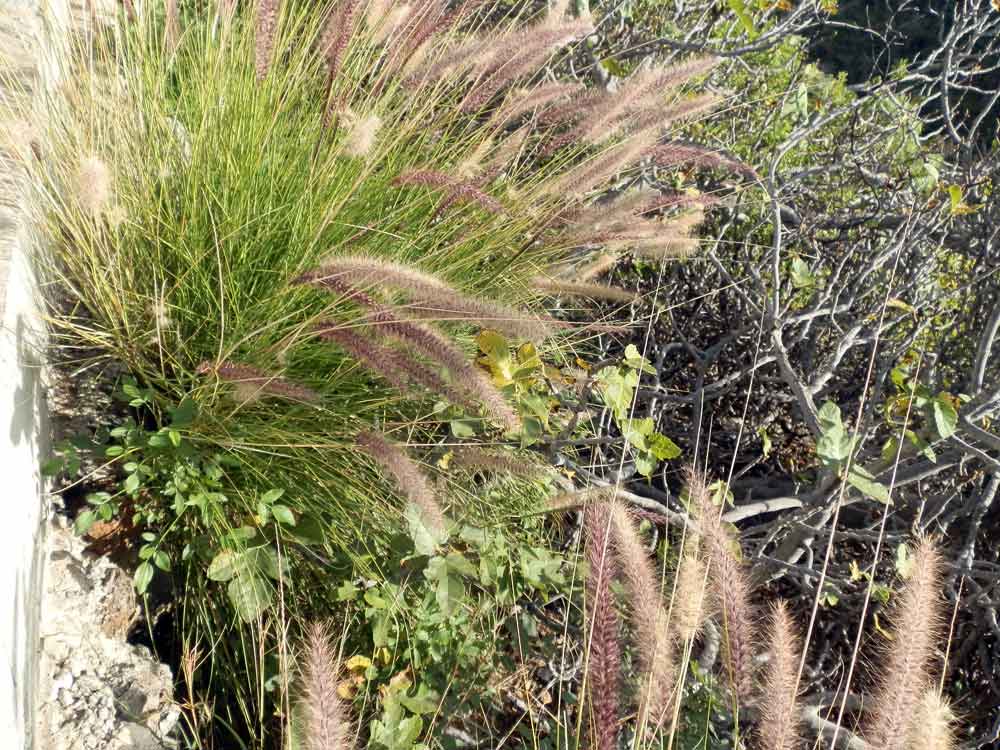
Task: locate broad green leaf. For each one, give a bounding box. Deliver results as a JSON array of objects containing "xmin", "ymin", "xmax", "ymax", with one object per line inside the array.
[
  {"xmin": 449, "ymin": 418, "xmax": 478, "ymax": 438},
  {"xmin": 336, "ymin": 580, "xmax": 359, "ymax": 601},
  {"xmin": 124, "ymin": 473, "xmax": 140, "ymax": 494},
  {"xmin": 458, "ymin": 524, "xmax": 487, "ymax": 547},
  {"xmin": 623, "ymin": 344, "xmax": 656, "ymax": 374},
  {"xmin": 169, "ymin": 396, "xmax": 198, "ymax": 427},
  {"xmin": 600, "ymin": 57, "xmax": 629, "ymax": 77},
  {"xmin": 476, "ymin": 330, "xmax": 513, "ymax": 385},
  {"xmin": 817, "ymin": 401, "xmax": 843, "ymax": 432},
  {"xmin": 846, "ymin": 466, "xmax": 890, "ymax": 504},
  {"xmin": 895, "ymin": 543, "xmax": 914, "ymax": 579},
  {"xmin": 424, "ymin": 557, "xmax": 463, "ymax": 615},
  {"xmin": 153, "ymin": 550, "xmax": 171, "ymax": 572},
  {"xmin": 948, "ymin": 184, "xmax": 963, "ymax": 213},
  {"xmin": 271, "ymin": 504, "xmax": 296, "ymax": 527},
  {"xmin": 727, "ymin": 0, "xmax": 757, "ymax": 38},
  {"xmin": 598, "ymin": 366, "xmax": 639, "ymax": 420},
  {"xmin": 903, "ymin": 429, "xmax": 936, "ymax": 462},
  {"xmin": 622, "ymin": 417, "xmax": 654, "ymax": 451},
  {"xmin": 886, "ymin": 298, "xmax": 916, "ymax": 315},
  {"xmin": 647, "ymin": 432, "xmax": 682, "ymax": 460},
  {"xmin": 816, "ymin": 401, "xmax": 852, "ymax": 465},
  {"xmin": 790, "ymin": 257, "xmax": 814, "ymax": 288},
  {"xmin": 260, "ymin": 488, "xmax": 284, "ymax": 505},
  {"xmin": 931, "ymin": 396, "xmax": 958, "ymax": 439},
  {"xmin": 74, "ymin": 510, "xmax": 97, "ymax": 536},
  {"xmin": 518, "ymin": 416, "xmax": 544, "ymax": 448},
  {"xmin": 445, "ymin": 551, "xmax": 477, "ymax": 577},
  {"xmin": 759, "ymin": 427, "xmax": 773, "ymax": 457},
  {"xmin": 249, "ymin": 546, "xmax": 287, "ymax": 581},
  {"xmin": 134, "ymin": 561, "xmax": 154, "ymax": 594},
  {"xmin": 890, "ymin": 365, "xmax": 909, "ymax": 390},
  {"xmin": 207, "ymin": 549, "xmax": 242, "ymax": 581},
  {"xmin": 41, "ymin": 456, "xmax": 65, "ymax": 476},
  {"xmin": 227, "ymin": 573, "xmax": 272, "ymax": 621},
  {"xmin": 399, "ymin": 683, "xmax": 440, "ymax": 715},
  {"xmin": 290, "ymin": 515, "xmax": 325, "ymax": 545},
  {"xmin": 405, "ymin": 503, "xmax": 447, "ymax": 556},
  {"xmin": 635, "ymin": 453, "xmax": 656, "ymax": 478}
]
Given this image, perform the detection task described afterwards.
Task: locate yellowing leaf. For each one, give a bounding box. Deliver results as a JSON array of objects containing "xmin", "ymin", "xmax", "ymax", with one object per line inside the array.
[
  {"xmin": 346, "ymin": 655, "xmax": 373, "ymax": 672},
  {"xmin": 886, "ymin": 298, "xmax": 916, "ymax": 315},
  {"xmin": 337, "ymin": 678, "xmax": 359, "ymax": 699},
  {"xmin": 873, "ymin": 613, "xmax": 894, "ymax": 640}
]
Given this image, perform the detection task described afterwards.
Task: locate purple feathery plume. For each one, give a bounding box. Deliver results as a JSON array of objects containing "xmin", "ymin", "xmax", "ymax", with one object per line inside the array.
[
  {"xmin": 255, "ymin": 0, "xmax": 280, "ymax": 82},
  {"xmin": 584, "ymin": 503, "xmax": 621, "ymax": 750},
  {"xmin": 492, "ymin": 82, "xmax": 584, "ymax": 127},
  {"xmin": 690, "ymin": 471, "xmax": 756, "ymax": 705},
  {"xmin": 460, "ymin": 20, "xmax": 592, "ymax": 113},
  {"xmin": 198, "ymin": 360, "xmax": 319, "ymax": 403},
  {"xmin": 319, "ymin": 0, "xmax": 360, "ymax": 81},
  {"xmin": 356, "ymin": 429, "xmax": 447, "ymax": 534},
  {"xmin": 314, "ymin": 322, "xmax": 479, "ymax": 411},
  {"xmin": 298, "ymin": 275, "xmax": 520, "ymax": 430},
  {"xmin": 651, "ymin": 140, "xmax": 759, "ymax": 180},
  {"xmin": 297, "ymin": 256, "xmax": 552, "ymax": 340},
  {"xmin": 165, "ymin": 0, "xmax": 180, "ymax": 54},
  {"xmin": 394, "ymin": 169, "xmax": 504, "ymax": 214}
]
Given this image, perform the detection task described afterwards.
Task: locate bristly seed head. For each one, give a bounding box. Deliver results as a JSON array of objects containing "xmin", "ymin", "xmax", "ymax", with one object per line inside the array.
[
  {"xmin": 299, "ymin": 622, "xmax": 353, "ymax": 750},
  {"xmin": 356, "ymin": 429, "xmax": 447, "ymax": 534},
  {"xmin": 584, "ymin": 503, "xmax": 621, "ymax": 750},
  {"xmin": 76, "ymin": 156, "xmax": 112, "ymax": 217},
  {"xmin": 198, "ymin": 360, "xmax": 319, "ymax": 404},
  {"xmin": 255, "ymin": 0, "xmax": 280, "ymax": 81}
]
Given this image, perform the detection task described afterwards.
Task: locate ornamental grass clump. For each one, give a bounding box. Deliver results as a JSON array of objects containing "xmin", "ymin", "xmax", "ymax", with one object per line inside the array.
[
  {"xmin": 25, "ymin": 0, "xmax": 722, "ymax": 742},
  {"xmin": 31, "ymin": 0, "xmax": 720, "ymax": 567}
]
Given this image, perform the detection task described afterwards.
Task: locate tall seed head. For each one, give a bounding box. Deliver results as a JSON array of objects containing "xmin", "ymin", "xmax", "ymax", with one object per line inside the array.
[{"xmin": 865, "ymin": 537, "xmax": 945, "ymax": 750}]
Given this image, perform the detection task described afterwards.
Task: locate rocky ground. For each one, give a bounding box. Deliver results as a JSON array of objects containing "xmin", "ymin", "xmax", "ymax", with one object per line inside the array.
[{"xmin": 35, "ymin": 514, "xmax": 179, "ymax": 750}]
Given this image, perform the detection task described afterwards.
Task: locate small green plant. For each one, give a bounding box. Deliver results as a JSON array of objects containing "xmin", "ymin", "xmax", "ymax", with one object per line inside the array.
[{"xmin": 596, "ymin": 344, "xmax": 682, "ymax": 477}]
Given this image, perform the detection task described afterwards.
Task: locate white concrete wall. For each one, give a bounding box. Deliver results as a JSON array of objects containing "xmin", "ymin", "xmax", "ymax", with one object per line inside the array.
[{"xmin": 0, "ymin": 1, "xmax": 66, "ymax": 748}]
